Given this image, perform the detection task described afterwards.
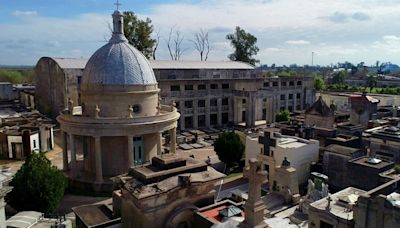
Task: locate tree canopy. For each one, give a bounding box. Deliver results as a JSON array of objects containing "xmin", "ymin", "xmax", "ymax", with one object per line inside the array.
[
  {"xmin": 7, "ymin": 153, "xmax": 67, "ymax": 214},
  {"xmin": 314, "ymin": 76, "xmax": 325, "ymax": 91},
  {"xmin": 214, "ymin": 131, "xmax": 245, "ymax": 170},
  {"xmin": 275, "ymin": 110, "xmax": 291, "ymax": 122},
  {"xmin": 123, "ymin": 11, "xmax": 156, "ymax": 59},
  {"xmin": 226, "ymin": 26, "xmax": 259, "ymax": 66},
  {"xmin": 0, "ymin": 69, "xmax": 34, "ymax": 84},
  {"xmin": 332, "ymin": 71, "xmax": 347, "ymax": 84}
]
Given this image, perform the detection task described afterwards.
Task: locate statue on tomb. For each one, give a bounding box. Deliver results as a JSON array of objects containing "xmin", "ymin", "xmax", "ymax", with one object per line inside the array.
[
  {"xmin": 68, "ymin": 98, "xmax": 74, "ymax": 113},
  {"xmin": 95, "ymin": 104, "xmax": 100, "ymax": 119},
  {"xmin": 128, "ymin": 105, "xmax": 134, "ymax": 118}
]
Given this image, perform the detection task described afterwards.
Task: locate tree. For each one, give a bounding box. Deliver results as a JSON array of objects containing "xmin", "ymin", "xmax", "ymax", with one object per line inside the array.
[
  {"xmin": 332, "ymin": 71, "xmax": 347, "ymax": 84},
  {"xmin": 7, "ymin": 153, "xmax": 67, "ymax": 214},
  {"xmin": 123, "ymin": 11, "xmax": 156, "ymax": 59},
  {"xmin": 366, "ymin": 74, "xmax": 377, "ymax": 92},
  {"xmin": 226, "ymin": 26, "xmax": 259, "ymax": 66},
  {"xmin": 166, "ymin": 27, "xmax": 188, "ymax": 60},
  {"xmin": 191, "ymin": 29, "xmax": 211, "ymax": 61},
  {"xmin": 214, "ymin": 132, "xmax": 245, "ymax": 170},
  {"xmin": 275, "ymin": 110, "xmax": 290, "ymax": 122},
  {"xmin": 314, "ymin": 76, "xmax": 325, "ymax": 91}
]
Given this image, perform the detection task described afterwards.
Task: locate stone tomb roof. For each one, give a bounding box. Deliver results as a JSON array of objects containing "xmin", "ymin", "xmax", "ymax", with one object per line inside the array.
[
  {"xmin": 125, "ymin": 166, "xmax": 224, "ymax": 199},
  {"xmin": 72, "ymin": 204, "xmax": 120, "ymax": 227},
  {"xmin": 310, "ymin": 187, "xmax": 366, "ymax": 220},
  {"xmin": 306, "ymin": 96, "xmax": 334, "ymax": 117}
]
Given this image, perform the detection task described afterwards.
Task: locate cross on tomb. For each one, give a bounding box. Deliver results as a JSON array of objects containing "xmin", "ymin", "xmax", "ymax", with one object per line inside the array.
[
  {"xmin": 241, "ymin": 158, "xmax": 268, "ymax": 228},
  {"xmin": 244, "ymin": 158, "xmax": 267, "ymax": 204},
  {"xmin": 114, "ymin": 0, "xmax": 122, "ymax": 11},
  {"xmin": 258, "ymin": 131, "xmax": 273, "ymax": 156}
]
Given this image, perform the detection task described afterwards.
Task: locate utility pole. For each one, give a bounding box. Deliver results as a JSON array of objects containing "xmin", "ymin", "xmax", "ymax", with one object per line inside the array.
[{"xmin": 311, "ymin": 51, "xmax": 315, "ymax": 66}]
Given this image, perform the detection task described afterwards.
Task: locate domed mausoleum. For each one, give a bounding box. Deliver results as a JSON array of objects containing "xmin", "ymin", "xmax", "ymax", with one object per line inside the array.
[{"xmin": 57, "ymin": 10, "xmax": 180, "ymax": 190}]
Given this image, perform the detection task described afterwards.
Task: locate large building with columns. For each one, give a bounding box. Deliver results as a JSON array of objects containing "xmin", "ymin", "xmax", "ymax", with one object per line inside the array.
[
  {"xmin": 36, "ymin": 60, "xmax": 315, "ymax": 130},
  {"xmin": 57, "ymin": 10, "xmax": 180, "ymax": 190}
]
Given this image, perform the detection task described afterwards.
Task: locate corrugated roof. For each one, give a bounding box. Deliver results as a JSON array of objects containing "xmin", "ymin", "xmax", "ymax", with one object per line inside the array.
[
  {"xmin": 149, "ymin": 60, "xmax": 255, "ymax": 70},
  {"xmin": 44, "ymin": 57, "xmax": 255, "ymax": 70}
]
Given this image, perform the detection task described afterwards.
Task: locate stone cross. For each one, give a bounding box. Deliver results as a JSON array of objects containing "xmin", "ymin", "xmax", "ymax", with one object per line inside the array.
[
  {"xmin": 241, "ymin": 158, "xmax": 268, "ymax": 228},
  {"xmin": 258, "ymin": 131, "xmax": 272, "ymax": 156},
  {"xmin": 114, "ymin": 0, "xmax": 121, "ymax": 11}
]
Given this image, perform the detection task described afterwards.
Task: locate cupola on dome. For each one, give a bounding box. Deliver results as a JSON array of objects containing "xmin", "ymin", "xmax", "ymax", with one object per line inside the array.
[{"xmin": 82, "ymin": 10, "xmax": 157, "ymax": 87}]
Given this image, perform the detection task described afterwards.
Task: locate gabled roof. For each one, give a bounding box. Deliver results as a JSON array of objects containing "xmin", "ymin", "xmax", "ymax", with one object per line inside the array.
[{"xmin": 306, "ymin": 96, "xmax": 334, "ymax": 116}]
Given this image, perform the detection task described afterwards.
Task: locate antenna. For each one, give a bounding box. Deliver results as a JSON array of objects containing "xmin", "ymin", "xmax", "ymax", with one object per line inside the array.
[{"xmin": 114, "ymin": 0, "xmax": 122, "ymax": 11}]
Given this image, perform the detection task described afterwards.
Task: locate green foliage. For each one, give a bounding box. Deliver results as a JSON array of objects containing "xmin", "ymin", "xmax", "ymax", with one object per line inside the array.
[
  {"xmin": 0, "ymin": 69, "xmax": 34, "ymax": 84},
  {"xmin": 226, "ymin": 26, "xmax": 259, "ymax": 66},
  {"xmin": 8, "ymin": 152, "xmax": 67, "ymax": 214},
  {"xmin": 314, "ymin": 76, "xmax": 325, "ymax": 91},
  {"xmin": 332, "ymin": 71, "xmax": 347, "ymax": 84},
  {"xmin": 366, "ymin": 74, "xmax": 377, "ymax": 91},
  {"xmin": 214, "ymin": 132, "xmax": 245, "ymax": 169},
  {"xmin": 123, "ymin": 11, "xmax": 156, "ymax": 59},
  {"xmin": 395, "ymin": 164, "xmax": 400, "ymax": 174},
  {"xmin": 275, "ymin": 110, "xmax": 291, "ymax": 122}
]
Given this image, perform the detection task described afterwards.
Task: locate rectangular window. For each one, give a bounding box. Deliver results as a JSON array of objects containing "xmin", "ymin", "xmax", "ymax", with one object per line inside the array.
[
  {"xmin": 222, "ymin": 98, "xmax": 229, "ymax": 106},
  {"xmin": 297, "ymin": 81, "xmax": 302, "ymax": 86},
  {"xmin": 273, "ymin": 82, "xmax": 278, "ymax": 87},
  {"xmin": 281, "ymin": 81, "xmax": 287, "ymax": 86},
  {"xmin": 263, "ymin": 82, "xmax": 268, "ymax": 87},
  {"xmin": 280, "ymin": 95, "xmax": 285, "ymax": 100},
  {"xmin": 242, "ymin": 99, "xmax": 246, "ymax": 104},
  {"xmin": 289, "ymin": 81, "xmax": 294, "ymax": 86},
  {"xmin": 192, "ymin": 74, "xmax": 199, "ymax": 79},
  {"xmin": 185, "ymin": 101, "xmax": 193, "ymax": 108},
  {"xmin": 210, "ymin": 84, "xmax": 218, "ymax": 89},
  {"xmin": 297, "ymin": 93, "xmax": 301, "ymax": 99},
  {"xmin": 198, "ymin": 100, "xmax": 206, "ymax": 107},
  {"xmin": 185, "ymin": 85, "xmax": 194, "ymax": 90},
  {"xmin": 198, "ymin": 84, "xmax": 206, "ymax": 90},
  {"xmin": 210, "ymin": 99, "xmax": 218, "ymax": 106},
  {"xmin": 171, "ymin": 85, "xmax": 180, "ymax": 91},
  {"xmin": 168, "ymin": 75, "xmax": 177, "ymax": 79},
  {"xmin": 33, "ymin": 140, "xmax": 36, "ymax": 148},
  {"xmin": 289, "ymin": 94, "xmax": 293, "ymax": 99},
  {"xmin": 213, "ymin": 74, "xmax": 220, "ymax": 79},
  {"xmin": 222, "ymin": 83, "xmax": 230, "ymax": 89}
]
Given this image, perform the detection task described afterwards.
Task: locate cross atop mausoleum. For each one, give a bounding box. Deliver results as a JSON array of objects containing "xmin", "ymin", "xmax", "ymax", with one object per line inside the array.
[{"xmin": 114, "ymin": 0, "xmax": 122, "ymax": 11}]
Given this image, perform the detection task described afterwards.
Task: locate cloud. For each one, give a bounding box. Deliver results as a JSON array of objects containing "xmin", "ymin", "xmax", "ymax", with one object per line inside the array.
[
  {"xmin": 285, "ymin": 40, "xmax": 310, "ymax": 45},
  {"xmin": 264, "ymin": 47, "xmax": 281, "ymax": 52},
  {"xmin": 352, "ymin": 12, "xmax": 371, "ymax": 21},
  {"xmin": 13, "ymin": 10, "xmax": 38, "ymax": 16}
]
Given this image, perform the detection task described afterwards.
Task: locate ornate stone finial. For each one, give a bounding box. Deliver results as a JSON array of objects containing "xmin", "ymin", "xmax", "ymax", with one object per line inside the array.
[
  {"xmin": 95, "ymin": 104, "xmax": 100, "ymax": 119},
  {"xmin": 128, "ymin": 105, "xmax": 134, "ymax": 119}
]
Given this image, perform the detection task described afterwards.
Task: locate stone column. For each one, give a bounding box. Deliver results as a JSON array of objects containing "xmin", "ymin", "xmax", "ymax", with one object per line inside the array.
[
  {"xmin": 69, "ymin": 134, "xmax": 76, "ymax": 164},
  {"xmin": 205, "ymin": 98, "xmax": 211, "ymax": 128},
  {"xmin": 157, "ymin": 132, "xmax": 162, "ymax": 155},
  {"xmin": 62, "ymin": 131, "xmax": 68, "ymax": 171},
  {"xmin": 170, "ymin": 128, "xmax": 176, "ymax": 154},
  {"xmin": 127, "ymin": 135, "xmax": 133, "ymax": 167},
  {"xmin": 94, "ymin": 136, "xmax": 103, "ymax": 183},
  {"xmin": 217, "ymin": 98, "xmax": 222, "ymax": 126},
  {"xmin": 179, "ymin": 100, "xmax": 185, "ymax": 130}
]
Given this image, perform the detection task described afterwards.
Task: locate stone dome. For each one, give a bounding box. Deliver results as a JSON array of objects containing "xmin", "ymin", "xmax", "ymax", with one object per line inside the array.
[{"xmin": 82, "ymin": 11, "xmax": 157, "ymax": 87}]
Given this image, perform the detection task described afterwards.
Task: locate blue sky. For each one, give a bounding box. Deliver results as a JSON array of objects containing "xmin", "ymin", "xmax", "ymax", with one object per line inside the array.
[{"xmin": 1, "ymin": 0, "xmax": 400, "ymax": 66}]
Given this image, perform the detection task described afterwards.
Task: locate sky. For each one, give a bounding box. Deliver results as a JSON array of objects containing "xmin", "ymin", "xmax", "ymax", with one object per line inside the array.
[{"xmin": 1, "ymin": 0, "xmax": 400, "ymax": 66}]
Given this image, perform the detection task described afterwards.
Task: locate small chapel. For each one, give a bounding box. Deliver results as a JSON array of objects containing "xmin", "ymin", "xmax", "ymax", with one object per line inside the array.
[{"xmin": 57, "ymin": 8, "xmax": 180, "ymax": 191}]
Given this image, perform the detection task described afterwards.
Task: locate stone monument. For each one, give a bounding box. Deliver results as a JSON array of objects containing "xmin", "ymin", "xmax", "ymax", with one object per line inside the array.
[{"xmin": 240, "ymin": 158, "xmax": 269, "ymax": 228}]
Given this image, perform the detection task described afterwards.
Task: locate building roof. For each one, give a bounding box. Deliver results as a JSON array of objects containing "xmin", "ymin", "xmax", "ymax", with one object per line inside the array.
[
  {"xmin": 6, "ymin": 211, "xmax": 42, "ymax": 228},
  {"xmin": 48, "ymin": 57, "xmax": 87, "ymax": 69},
  {"xmin": 149, "ymin": 60, "xmax": 255, "ymax": 70},
  {"xmin": 82, "ymin": 10, "xmax": 157, "ymax": 86},
  {"xmin": 42, "ymin": 58, "xmax": 255, "ymax": 71},
  {"xmin": 325, "ymin": 144, "xmax": 360, "ymax": 156},
  {"xmin": 349, "ymin": 156, "xmax": 394, "ymax": 169},
  {"xmin": 310, "ymin": 187, "xmax": 366, "ymax": 220},
  {"xmin": 306, "ymin": 96, "xmax": 334, "ymax": 116}
]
